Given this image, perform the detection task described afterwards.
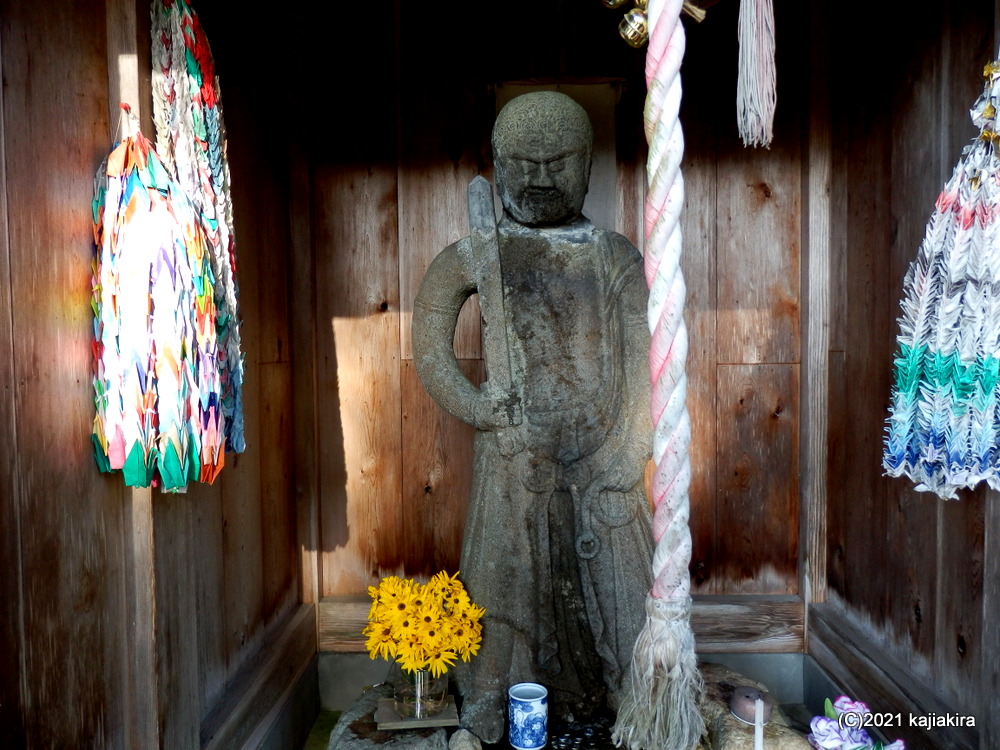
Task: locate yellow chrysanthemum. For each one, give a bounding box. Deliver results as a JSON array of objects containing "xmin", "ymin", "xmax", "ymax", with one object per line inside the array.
[
  {"xmin": 363, "ymin": 571, "xmax": 484, "ymax": 676},
  {"xmin": 363, "ymin": 623, "xmax": 397, "ymax": 661},
  {"xmin": 427, "ymin": 649, "xmax": 458, "ymax": 678}
]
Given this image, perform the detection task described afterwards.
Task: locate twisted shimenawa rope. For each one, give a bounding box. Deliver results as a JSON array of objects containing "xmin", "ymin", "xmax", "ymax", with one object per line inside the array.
[{"xmin": 613, "ymin": 0, "xmax": 703, "ymax": 747}]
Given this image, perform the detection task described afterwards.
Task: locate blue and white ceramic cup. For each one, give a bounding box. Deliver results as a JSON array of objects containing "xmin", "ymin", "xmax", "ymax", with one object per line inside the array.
[{"xmin": 508, "ymin": 682, "xmax": 548, "ymax": 750}]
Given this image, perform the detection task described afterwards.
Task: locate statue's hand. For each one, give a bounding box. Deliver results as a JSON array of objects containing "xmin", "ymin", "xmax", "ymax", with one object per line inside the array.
[{"xmin": 473, "ymin": 381, "xmax": 522, "ymax": 431}]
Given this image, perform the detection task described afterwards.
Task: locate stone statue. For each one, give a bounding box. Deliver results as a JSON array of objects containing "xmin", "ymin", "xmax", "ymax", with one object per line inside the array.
[{"xmin": 412, "ymin": 91, "xmax": 654, "ymax": 743}]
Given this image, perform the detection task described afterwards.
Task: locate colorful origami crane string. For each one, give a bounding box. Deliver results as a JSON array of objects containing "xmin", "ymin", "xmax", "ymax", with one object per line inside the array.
[
  {"xmin": 884, "ymin": 54, "xmax": 1000, "ymax": 499},
  {"xmin": 91, "ymin": 113, "xmax": 225, "ymax": 490},
  {"xmin": 152, "ymin": 0, "xmax": 245, "ymax": 454}
]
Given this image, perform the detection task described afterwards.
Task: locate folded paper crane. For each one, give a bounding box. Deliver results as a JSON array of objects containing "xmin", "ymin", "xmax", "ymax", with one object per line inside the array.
[
  {"xmin": 91, "ymin": 121, "xmax": 225, "ymax": 490},
  {"xmin": 884, "ymin": 53, "xmax": 1000, "ymax": 499}
]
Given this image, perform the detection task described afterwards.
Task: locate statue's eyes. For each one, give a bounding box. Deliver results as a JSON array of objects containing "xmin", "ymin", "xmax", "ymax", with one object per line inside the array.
[{"xmin": 546, "ymin": 158, "xmax": 566, "ymax": 173}]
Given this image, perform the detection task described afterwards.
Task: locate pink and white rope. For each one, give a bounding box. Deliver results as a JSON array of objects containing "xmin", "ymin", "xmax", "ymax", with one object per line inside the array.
[
  {"xmin": 644, "ymin": 0, "xmax": 693, "ymax": 622},
  {"xmin": 613, "ymin": 1, "xmax": 702, "ymax": 747}
]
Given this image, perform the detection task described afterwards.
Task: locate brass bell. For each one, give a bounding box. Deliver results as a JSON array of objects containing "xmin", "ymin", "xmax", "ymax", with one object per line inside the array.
[
  {"xmin": 619, "ymin": 8, "xmax": 648, "ymax": 48},
  {"xmin": 602, "ymin": 0, "xmax": 629, "ymax": 8}
]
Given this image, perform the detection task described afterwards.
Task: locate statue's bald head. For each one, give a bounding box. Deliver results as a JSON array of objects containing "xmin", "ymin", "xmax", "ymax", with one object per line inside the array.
[{"xmin": 492, "ymin": 92, "xmax": 593, "ymax": 227}]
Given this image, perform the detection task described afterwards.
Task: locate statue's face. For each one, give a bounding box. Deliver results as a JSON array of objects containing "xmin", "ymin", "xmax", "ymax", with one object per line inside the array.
[{"xmin": 495, "ymin": 133, "xmax": 591, "ymax": 227}]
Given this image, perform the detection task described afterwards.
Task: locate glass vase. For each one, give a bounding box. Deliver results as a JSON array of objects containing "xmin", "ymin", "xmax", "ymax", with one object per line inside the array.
[{"xmin": 392, "ymin": 666, "xmax": 448, "ymax": 719}]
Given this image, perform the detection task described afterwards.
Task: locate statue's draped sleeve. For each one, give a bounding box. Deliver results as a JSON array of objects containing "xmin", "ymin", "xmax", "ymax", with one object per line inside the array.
[
  {"xmin": 578, "ymin": 231, "xmax": 653, "ymax": 493},
  {"xmin": 412, "ymin": 237, "xmax": 484, "ymax": 427}
]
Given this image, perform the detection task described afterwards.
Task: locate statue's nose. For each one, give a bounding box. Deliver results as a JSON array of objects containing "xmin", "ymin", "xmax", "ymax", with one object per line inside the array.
[{"xmin": 530, "ymin": 164, "xmax": 555, "ymax": 187}]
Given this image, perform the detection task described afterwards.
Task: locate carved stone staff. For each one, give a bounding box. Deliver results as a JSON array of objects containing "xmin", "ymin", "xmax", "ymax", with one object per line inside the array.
[
  {"xmin": 612, "ymin": 0, "xmax": 704, "ymax": 747},
  {"xmin": 468, "ymin": 175, "xmax": 523, "ymax": 456}
]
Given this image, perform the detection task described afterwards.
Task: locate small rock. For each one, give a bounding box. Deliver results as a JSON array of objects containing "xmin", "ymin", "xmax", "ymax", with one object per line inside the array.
[{"xmin": 448, "ymin": 728, "xmax": 482, "ymax": 750}]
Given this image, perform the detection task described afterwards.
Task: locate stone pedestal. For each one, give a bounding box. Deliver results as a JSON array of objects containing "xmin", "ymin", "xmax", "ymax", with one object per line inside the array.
[{"xmin": 327, "ymin": 684, "xmax": 449, "ymax": 750}]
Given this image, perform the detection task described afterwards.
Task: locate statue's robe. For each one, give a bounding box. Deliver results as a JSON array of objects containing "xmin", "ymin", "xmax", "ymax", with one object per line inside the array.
[{"xmin": 413, "ymin": 216, "xmax": 653, "ymax": 743}]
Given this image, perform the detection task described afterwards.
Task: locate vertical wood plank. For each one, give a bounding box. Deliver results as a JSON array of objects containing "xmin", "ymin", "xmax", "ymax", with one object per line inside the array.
[
  {"xmin": 679, "ymin": 38, "xmax": 719, "ymax": 594},
  {"xmin": 0, "ymin": 16, "xmax": 26, "ymax": 748},
  {"xmin": 153, "ymin": 492, "xmax": 200, "ymax": 749},
  {"xmin": 932, "ymin": 2, "xmax": 993, "ymax": 711},
  {"xmin": 981, "ymin": 489, "xmax": 1000, "ymax": 748},
  {"xmin": 288, "ymin": 145, "xmax": 322, "ymax": 605},
  {"xmin": 221, "ymin": 395, "xmax": 265, "ymax": 673},
  {"xmin": 396, "ymin": 0, "xmax": 482, "ymax": 362},
  {"xmin": 399, "ymin": 359, "xmax": 483, "ymax": 578},
  {"xmin": 831, "ymin": 2, "xmax": 896, "ymax": 628},
  {"xmin": 259, "ymin": 361, "xmax": 298, "ymax": 621},
  {"xmin": 715, "ymin": 364, "xmax": 799, "ymax": 594},
  {"xmin": 193, "ymin": 483, "xmax": 228, "ymax": 722},
  {"xmin": 105, "ymin": 2, "xmax": 163, "ymax": 746},
  {"xmin": 716, "ymin": 124, "xmax": 801, "ymax": 366},
  {"xmin": 884, "ymin": 11, "xmax": 944, "ymax": 665},
  {"xmin": 316, "ymin": 162, "xmax": 403, "ymax": 595},
  {"xmin": 802, "ymin": 0, "xmax": 832, "ymax": 609},
  {"xmin": 3, "ymin": 2, "xmax": 128, "ymax": 746}
]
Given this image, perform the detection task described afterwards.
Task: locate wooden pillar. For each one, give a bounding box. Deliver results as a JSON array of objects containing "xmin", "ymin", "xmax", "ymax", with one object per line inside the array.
[{"xmin": 801, "ymin": 0, "xmax": 832, "ymax": 619}]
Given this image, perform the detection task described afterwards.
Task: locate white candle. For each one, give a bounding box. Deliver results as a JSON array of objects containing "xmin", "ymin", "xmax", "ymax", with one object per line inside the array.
[{"xmin": 754, "ymin": 698, "xmax": 764, "ymax": 750}]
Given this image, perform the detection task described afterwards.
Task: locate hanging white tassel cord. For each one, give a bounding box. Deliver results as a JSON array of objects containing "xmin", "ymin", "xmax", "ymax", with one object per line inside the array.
[{"xmin": 736, "ymin": 0, "xmax": 776, "ymax": 148}]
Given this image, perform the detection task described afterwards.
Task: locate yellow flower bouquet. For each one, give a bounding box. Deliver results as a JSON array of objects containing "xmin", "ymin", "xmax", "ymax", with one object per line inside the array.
[{"xmin": 363, "ymin": 571, "xmax": 485, "ymax": 678}]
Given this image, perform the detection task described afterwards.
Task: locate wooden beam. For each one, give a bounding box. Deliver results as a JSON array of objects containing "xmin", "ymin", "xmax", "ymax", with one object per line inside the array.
[
  {"xmin": 691, "ymin": 595, "xmax": 804, "ymax": 653},
  {"xmin": 318, "ymin": 594, "xmax": 804, "ymax": 654},
  {"xmin": 809, "ymin": 603, "xmax": 978, "ymax": 750},
  {"xmin": 201, "ymin": 603, "xmax": 317, "ymax": 750},
  {"xmin": 106, "ymin": 4, "xmax": 162, "ymax": 747}
]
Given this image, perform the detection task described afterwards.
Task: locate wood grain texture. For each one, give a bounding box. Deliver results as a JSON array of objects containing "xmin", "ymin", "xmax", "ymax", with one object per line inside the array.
[
  {"xmin": 810, "ymin": 602, "xmax": 977, "ymax": 750},
  {"xmin": 715, "ymin": 364, "xmax": 799, "ymax": 594},
  {"xmin": 0, "ymin": 14, "xmax": 25, "ymax": 747},
  {"xmin": 395, "ymin": 0, "xmax": 481, "ymax": 363},
  {"xmin": 981, "ymin": 485, "xmax": 1000, "ymax": 749},
  {"xmin": 932, "ymin": 3, "xmax": 993, "ymax": 711},
  {"xmin": 315, "ymin": 162, "xmax": 403, "ymax": 595},
  {"xmin": 319, "ymin": 595, "xmax": 803, "ymax": 654},
  {"xmin": 3, "ymin": 3, "xmax": 128, "ymax": 747},
  {"xmin": 153, "ymin": 492, "xmax": 201, "ymax": 749},
  {"xmin": 883, "ymin": 12, "xmax": 943, "ymax": 664},
  {"xmin": 288, "ymin": 145, "xmax": 322, "ymax": 605},
  {"xmin": 691, "ymin": 595, "xmax": 803, "ymax": 653},
  {"xmin": 801, "ymin": 0, "xmax": 831, "ymax": 609},
  {"xmin": 679, "ymin": 26, "xmax": 720, "ymax": 595},
  {"xmin": 201, "ymin": 604, "xmax": 316, "ymax": 750},
  {"xmin": 400, "ymin": 359, "xmax": 482, "ymax": 578},
  {"xmin": 259, "ymin": 361, "xmax": 299, "ymax": 622},
  {"xmin": 715, "ymin": 115, "xmax": 801, "ymax": 366}
]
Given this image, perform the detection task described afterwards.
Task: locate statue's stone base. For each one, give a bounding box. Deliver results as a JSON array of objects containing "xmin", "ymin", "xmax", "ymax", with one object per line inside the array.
[{"xmin": 327, "ymin": 664, "xmax": 812, "ymax": 750}]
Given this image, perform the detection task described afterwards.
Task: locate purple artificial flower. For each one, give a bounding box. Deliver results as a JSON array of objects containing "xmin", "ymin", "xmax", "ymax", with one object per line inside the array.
[
  {"xmin": 833, "ymin": 696, "xmax": 870, "ymax": 716},
  {"xmin": 884, "ymin": 742, "xmax": 906, "ymax": 750},
  {"xmin": 807, "ymin": 716, "xmax": 875, "ymax": 750}
]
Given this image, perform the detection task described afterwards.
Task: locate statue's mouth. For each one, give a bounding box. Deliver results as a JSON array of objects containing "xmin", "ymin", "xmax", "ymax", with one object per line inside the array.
[{"xmin": 523, "ymin": 187, "xmax": 562, "ymax": 200}]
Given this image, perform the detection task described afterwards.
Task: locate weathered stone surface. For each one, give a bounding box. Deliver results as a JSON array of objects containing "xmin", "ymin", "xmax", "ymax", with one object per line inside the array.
[
  {"xmin": 412, "ymin": 90, "xmax": 654, "ymax": 746},
  {"xmin": 695, "ymin": 663, "xmax": 811, "ymax": 750},
  {"xmin": 327, "ymin": 684, "xmax": 448, "ymax": 750},
  {"xmin": 447, "ymin": 728, "xmax": 482, "ymax": 750}
]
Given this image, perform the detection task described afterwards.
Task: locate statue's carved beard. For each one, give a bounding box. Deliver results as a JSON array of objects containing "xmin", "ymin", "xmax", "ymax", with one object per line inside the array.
[{"xmin": 510, "ymin": 187, "xmax": 578, "ymax": 227}]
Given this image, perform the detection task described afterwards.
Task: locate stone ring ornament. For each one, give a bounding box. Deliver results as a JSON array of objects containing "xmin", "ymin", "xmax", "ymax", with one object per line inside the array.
[{"xmin": 570, "ymin": 485, "xmax": 601, "ymax": 560}]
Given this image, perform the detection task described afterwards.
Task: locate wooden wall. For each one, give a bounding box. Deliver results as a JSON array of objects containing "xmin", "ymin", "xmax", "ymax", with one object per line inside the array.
[
  {"xmin": 815, "ymin": 2, "xmax": 998, "ymax": 748},
  {"xmin": 309, "ymin": 0, "xmax": 809, "ymax": 653},
  {"xmin": 0, "ymin": 1, "xmax": 313, "ymax": 747}
]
